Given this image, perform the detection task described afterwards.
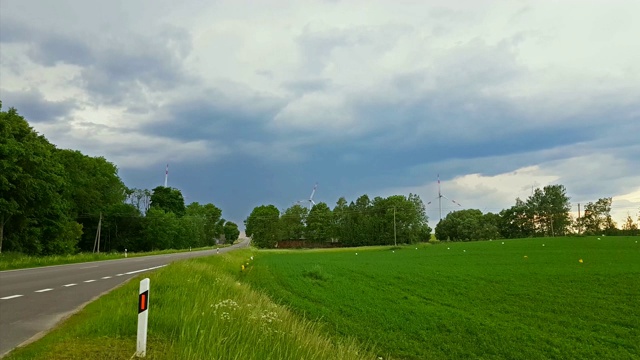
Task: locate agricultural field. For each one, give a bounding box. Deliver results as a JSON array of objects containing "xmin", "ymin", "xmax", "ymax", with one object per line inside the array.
[
  {"xmin": 4, "ymin": 249, "xmax": 368, "ymax": 360},
  {"xmin": 243, "ymin": 237, "xmax": 640, "ymax": 359},
  {"xmin": 5, "ymin": 236, "xmax": 639, "ymax": 359}
]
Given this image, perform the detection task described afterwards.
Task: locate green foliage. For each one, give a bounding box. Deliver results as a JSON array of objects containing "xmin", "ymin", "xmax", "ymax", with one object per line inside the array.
[
  {"xmin": 579, "ymin": 197, "xmax": 617, "ymax": 235},
  {"xmin": 1, "ymin": 104, "xmax": 231, "ymax": 256},
  {"xmin": 0, "ymin": 105, "xmax": 76, "ymax": 254},
  {"xmin": 279, "ymin": 204, "xmax": 308, "ymax": 239},
  {"xmin": 248, "ymin": 193, "xmax": 432, "ymax": 247},
  {"xmin": 150, "ymin": 186, "xmax": 186, "ymax": 217},
  {"xmin": 527, "ymin": 185, "xmax": 572, "ymax": 236},
  {"xmin": 223, "ymin": 221, "xmax": 240, "ymax": 243},
  {"xmin": 245, "ymin": 237, "xmax": 640, "ymax": 359},
  {"xmin": 5, "ymin": 250, "xmax": 369, "ymax": 360},
  {"xmin": 305, "ymin": 202, "xmax": 333, "ymax": 242},
  {"xmin": 435, "ymin": 209, "xmax": 500, "ymax": 241},
  {"xmin": 245, "ymin": 205, "xmax": 280, "ymax": 248}
]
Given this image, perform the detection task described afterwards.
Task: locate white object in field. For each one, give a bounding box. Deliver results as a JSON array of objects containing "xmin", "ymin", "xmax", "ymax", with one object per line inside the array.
[
  {"xmin": 355, "ymin": 253, "xmax": 358, "ymax": 255},
  {"xmin": 125, "ymin": 249, "xmax": 128, "ymax": 258},
  {"xmin": 136, "ymin": 278, "xmax": 150, "ymax": 357},
  {"xmin": 542, "ymin": 244, "xmax": 545, "ymax": 247},
  {"xmin": 502, "ymin": 242, "xmax": 504, "ymax": 244}
]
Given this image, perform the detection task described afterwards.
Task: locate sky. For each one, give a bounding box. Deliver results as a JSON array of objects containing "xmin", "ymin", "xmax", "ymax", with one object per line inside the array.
[{"xmin": 1, "ymin": 0, "xmax": 639, "ymax": 229}]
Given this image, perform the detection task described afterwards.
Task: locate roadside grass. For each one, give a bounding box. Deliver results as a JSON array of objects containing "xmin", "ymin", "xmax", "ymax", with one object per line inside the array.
[
  {"xmin": 242, "ymin": 237, "xmax": 640, "ymax": 359},
  {"xmin": 0, "ymin": 245, "xmax": 229, "ymax": 271},
  {"xmin": 4, "ymin": 249, "xmax": 371, "ymax": 360}
]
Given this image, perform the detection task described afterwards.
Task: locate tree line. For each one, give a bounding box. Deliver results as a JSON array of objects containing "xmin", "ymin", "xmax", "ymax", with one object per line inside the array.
[
  {"xmin": 245, "ymin": 194, "xmax": 432, "ymax": 248},
  {"xmin": 435, "ymin": 185, "xmax": 639, "ymax": 241},
  {"xmin": 0, "ymin": 103, "xmax": 239, "ymax": 255},
  {"xmin": 246, "ymin": 184, "xmax": 639, "ymax": 248}
]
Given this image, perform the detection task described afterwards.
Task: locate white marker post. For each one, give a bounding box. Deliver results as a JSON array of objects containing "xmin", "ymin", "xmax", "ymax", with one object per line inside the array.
[{"xmin": 136, "ymin": 278, "xmax": 150, "ymax": 357}]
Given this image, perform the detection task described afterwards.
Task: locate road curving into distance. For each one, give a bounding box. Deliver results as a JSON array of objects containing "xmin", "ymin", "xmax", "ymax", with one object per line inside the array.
[{"xmin": 0, "ymin": 238, "xmax": 250, "ymax": 357}]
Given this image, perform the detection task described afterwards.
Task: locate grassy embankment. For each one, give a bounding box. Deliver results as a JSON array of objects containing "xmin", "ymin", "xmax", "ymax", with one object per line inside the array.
[
  {"xmin": 0, "ymin": 245, "xmax": 228, "ymax": 271},
  {"xmin": 243, "ymin": 236, "xmax": 640, "ymax": 359},
  {"xmin": 6, "ymin": 236, "xmax": 639, "ymax": 359},
  {"xmin": 4, "ymin": 248, "xmax": 370, "ymax": 360}
]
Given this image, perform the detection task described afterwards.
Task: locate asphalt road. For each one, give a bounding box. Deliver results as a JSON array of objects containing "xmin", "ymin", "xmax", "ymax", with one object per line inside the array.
[{"xmin": 0, "ymin": 239, "xmax": 249, "ymax": 357}]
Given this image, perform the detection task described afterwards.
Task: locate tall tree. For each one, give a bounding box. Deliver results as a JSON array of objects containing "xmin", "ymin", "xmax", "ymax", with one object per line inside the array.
[
  {"xmin": 332, "ymin": 197, "xmax": 350, "ymax": 242},
  {"xmin": 55, "ymin": 149, "xmax": 127, "ymax": 251},
  {"xmin": 621, "ymin": 214, "xmax": 638, "ymax": 235},
  {"xmin": 245, "ymin": 205, "xmax": 280, "ymax": 248},
  {"xmin": 499, "ymin": 198, "xmax": 534, "ymax": 239},
  {"xmin": 223, "ymin": 221, "xmax": 240, "ymax": 244},
  {"xmin": 185, "ymin": 202, "xmax": 223, "ymax": 245},
  {"xmin": 0, "ymin": 104, "xmax": 80, "ymax": 254},
  {"xmin": 280, "ymin": 204, "xmax": 308, "ymax": 240},
  {"xmin": 150, "ymin": 186, "xmax": 186, "ymax": 216},
  {"xmin": 580, "ymin": 198, "xmax": 613, "ymax": 235},
  {"xmin": 526, "ymin": 185, "xmax": 571, "ymax": 237},
  {"xmin": 305, "ymin": 202, "xmax": 333, "ymax": 242}
]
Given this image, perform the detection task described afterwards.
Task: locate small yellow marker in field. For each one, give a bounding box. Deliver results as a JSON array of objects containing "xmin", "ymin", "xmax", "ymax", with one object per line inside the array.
[
  {"xmin": 524, "ymin": 255, "xmax": 528, "ymax": 259},
  {"xmin": 579, "ymin": 259, "xmax": 583, "ymax": 263},
  {"xmin": 241, "ymin": 264, "xmax": 245, "ymax": 271}
]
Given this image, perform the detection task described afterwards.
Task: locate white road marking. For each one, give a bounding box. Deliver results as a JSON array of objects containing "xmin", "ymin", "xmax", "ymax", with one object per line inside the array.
[
  {"xmin": 116, "ymin": 274, "xmax": 124, "ymax": 276},
  {"xmin": 84, "ymin": 279, "xmax": 96, "ymax": 283},
  {"xmin": 1, "ymin": 295, "xmax": 23, "ymax": 300},
  {"xmin": 63, "ymin": 283, "xmax": 77, "ymax": 287},
  {"xmin": 80, "ymin": 265, "xmax": 99, "ymax": 269},
  {"xmin": 35, "ymin": 288, "xmax": 53, "ymax": 293},
  {"xmin": 124, "ymin": 265, "xmax": 166, "ymax": 275},
  {"xmin": 101, "ymin": 276, "xmax": 112, "ymax": 279}
]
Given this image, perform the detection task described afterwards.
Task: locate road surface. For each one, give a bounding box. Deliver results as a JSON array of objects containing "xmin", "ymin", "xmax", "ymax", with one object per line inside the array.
[{"xmin": 0, "ymin": 239, "xmax": 249, "ymax": 357}]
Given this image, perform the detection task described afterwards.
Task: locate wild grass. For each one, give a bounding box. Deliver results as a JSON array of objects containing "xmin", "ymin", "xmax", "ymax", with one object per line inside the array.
[
  {"xmin": 242, "ymin": 236, "xmax": 640, "ymax": 359},
  {"xmin": 4, "ymin": 249, "xmax": 371, "ymax": 360},
  {"xmin": 0, "ymin": 246, "xmax": 226, "ymax": 271}
]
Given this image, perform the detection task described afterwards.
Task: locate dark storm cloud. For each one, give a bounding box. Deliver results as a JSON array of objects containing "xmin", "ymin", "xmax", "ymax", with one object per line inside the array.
[
  {"xmin": 79, "ymin": 27, "xmax": 193, "ymax": 105},
  {"xmin": 0, "ymin": 17, "xmax": 193, "ymax": 107},
  {"xmin": 0, "ymin": 18, "xmax": 94, "ymax": 66},
  {"xmin": 0, "ymin": 89, "xmax": 78, "ymax": 123},
  {"xmin": 143, "ymin": 90, "xmax": 285, "ymax": 142}
]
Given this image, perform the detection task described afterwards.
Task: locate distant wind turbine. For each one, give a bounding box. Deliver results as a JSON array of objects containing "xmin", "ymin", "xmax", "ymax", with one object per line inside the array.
[
  {"xmin": 426, "ymin": 174, "xmax": 462, "ymax": 222},
  {"xmin": 297, "ymin": 183, "xmax": 318, "ymax": 210}
]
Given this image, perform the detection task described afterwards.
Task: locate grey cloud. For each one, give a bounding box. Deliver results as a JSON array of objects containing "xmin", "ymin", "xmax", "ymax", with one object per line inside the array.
[
  {"xmin": 0, "ymin": 18, "xmax": 93, "ymax": 66},
  {"xmin": 142, "ymin": 88, "xmax": 284, "ymax": 142},
  {"xmin": 282, "ymin": 78, "xmax": 331, "ymax": 94},
  {"xmin": 79, "ymin": 26, "xmax": 193, "ymax": 106},
  {"xmin": 0, "ymin": 88, "xmax": 78, "ymax": 122},
  {"xmin": 297, "ymin": 23, "xmax": 413, "ymax": 72}
]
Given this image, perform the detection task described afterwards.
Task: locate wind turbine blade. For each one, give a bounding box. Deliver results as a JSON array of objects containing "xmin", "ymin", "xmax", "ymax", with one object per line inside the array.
[
  {"xmin": 309, "ymin": 183, "xmax": 317, "ymax": 200},
  {"xmin": 442, "ymin": 194, "xmax": 462, "ymax": 206}
]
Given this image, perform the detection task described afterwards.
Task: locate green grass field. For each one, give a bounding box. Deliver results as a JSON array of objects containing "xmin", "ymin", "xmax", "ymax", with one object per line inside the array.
[
  {"xmin": 5, "ymin": 249, "xmax": 369, "ymax": 360},
  {"xmin": 5, "ymin": 236, "xmax": 639, "ymax": 359},
  {"xmin": 243, "ymin": 237, "xmax": 640, "ymax": 359}
]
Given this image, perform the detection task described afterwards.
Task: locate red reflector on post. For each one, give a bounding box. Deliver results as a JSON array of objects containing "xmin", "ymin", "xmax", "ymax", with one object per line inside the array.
[{"xmin": 138, "ymin": 290, "xmax": 149, "ymax": 313}]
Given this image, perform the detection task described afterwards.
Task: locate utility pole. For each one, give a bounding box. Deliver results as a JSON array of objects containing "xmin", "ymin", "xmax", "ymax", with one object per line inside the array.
[
  {"xmin": 93, "ymin": 212, "xmax": 102, "ymax": 253},
  {"xmin": 393, "ymin": 207, "xmax": 397, "ymax": 246},
  {"xmin": 578, "ymin": 203, "xmax": 581, "ymax": 235}
]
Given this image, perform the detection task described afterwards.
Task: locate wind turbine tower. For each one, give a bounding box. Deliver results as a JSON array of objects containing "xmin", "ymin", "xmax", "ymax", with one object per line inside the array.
[
  {"xmin": 427, "ymin": 174, "xmax": 462, "ymax": 222},
  {"xmin": 164, "ymin": 164, "xmax": 169, "ymax": 187}
]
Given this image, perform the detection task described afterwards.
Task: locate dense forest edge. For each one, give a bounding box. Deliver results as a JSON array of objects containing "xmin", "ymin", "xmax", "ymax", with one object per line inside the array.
[
  {"xmin": 2, "ymin": 102, "xmax": 638, "ymax": 255},
  {"xmin": 1, "ymin": 103, "xmax": 239, "ymax": 255}
]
